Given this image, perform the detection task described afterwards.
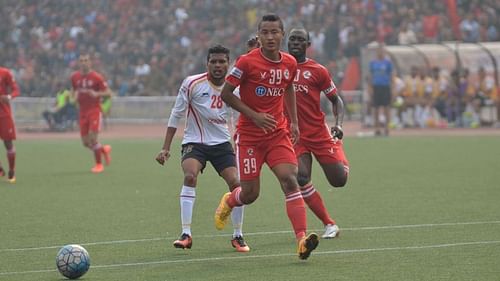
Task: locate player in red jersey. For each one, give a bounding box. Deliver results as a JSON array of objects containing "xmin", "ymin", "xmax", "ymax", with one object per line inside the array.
[
  {"xmin": 214, "ymin": 14, "xmax": 319, "ymax": 260},
  {"xmin": 70, "ymin": 54, "xmax": 112, "ymax": 173},
  {"xmin": 0, "ymin": 66, "xmax": 20, "ymax": 183},
  {"xmin": 288, "ymin": 28, "xmax": 349, "ymax": 239}
]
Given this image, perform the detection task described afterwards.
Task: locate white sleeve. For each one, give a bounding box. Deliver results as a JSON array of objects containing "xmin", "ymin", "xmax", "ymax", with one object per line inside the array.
[{"xmin": 167, "ymin": 79, "xmax": 189, "ymax": 128}]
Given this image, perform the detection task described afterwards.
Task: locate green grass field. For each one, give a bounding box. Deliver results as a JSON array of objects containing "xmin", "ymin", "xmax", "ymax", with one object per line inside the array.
[{"xmin": 1, "ymin": 136, "xmax": 500, "ymax": 281}]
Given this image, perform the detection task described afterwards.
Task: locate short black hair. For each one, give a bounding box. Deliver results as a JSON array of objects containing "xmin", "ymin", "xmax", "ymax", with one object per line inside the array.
[
  {"xmin": 289, "ymin": 28, "xmax": 310, "ymax": 42},
  {"xmin": 207, "ymin": 44, "xmax": 230, "ymax": 62},
  {"xmin": 247, "ymin": 36, "xmax": 259, "ymax": 49},
  {"xmin": 258, "ymin": 13, "xmax": 284, "ymax": 31}
]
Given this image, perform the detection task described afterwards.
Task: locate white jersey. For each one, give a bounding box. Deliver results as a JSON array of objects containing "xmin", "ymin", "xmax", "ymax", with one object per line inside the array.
[{"xmin": 168, "ymin": 72, "xmax": 231, "ymax": 145}]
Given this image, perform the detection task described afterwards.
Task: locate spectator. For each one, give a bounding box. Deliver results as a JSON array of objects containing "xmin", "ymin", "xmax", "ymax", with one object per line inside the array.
[
  {"xmin": 421, "ymin": 8, "xmax": 440, "ymax": 43},
  {"xmin": 1, "ymin": 0, "xmax": 499, "ymax": 98},
  {"xmin": 42, "ymin": 83, "xmax": 77, "ymax": 131},
  {"xmin": 446, "ymin": 70, "xmax": 465, "ymax": 127},
  {"xmin": 460, "ymin": 12, "xmax": 480, "ymax": 42},
  {"xmin": 398, "ymin": 21, "xmax": 418, "ymax": 45}
]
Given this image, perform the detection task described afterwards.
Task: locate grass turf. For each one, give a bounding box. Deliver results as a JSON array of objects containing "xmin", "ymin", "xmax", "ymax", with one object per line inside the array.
[{"xmin": 0, "ymin": 136, "xmax": 499, "ymax": 281}]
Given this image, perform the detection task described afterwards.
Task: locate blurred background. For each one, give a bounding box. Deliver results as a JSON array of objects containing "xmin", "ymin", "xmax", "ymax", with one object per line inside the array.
[{"xmin": 1, "ymin": 0, "xmax": 499, "ymax": 128}]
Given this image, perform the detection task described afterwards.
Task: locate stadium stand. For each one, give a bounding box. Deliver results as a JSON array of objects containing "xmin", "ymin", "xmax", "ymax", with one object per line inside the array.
[
  {"xmin": 1, "ymin": 0, "xmax": 498, "ymax": 97},
  {"xmin": 2, "ymin": 0, "xmax": 500, "ymax": 127}
]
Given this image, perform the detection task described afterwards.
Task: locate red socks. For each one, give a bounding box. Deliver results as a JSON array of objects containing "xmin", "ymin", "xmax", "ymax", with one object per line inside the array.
[
  {"xmin": 285, "ymin": 191, "xmax": 307, "ymax": 240},
  {"xmin": 227, "ymin": 186, "xmax": 242, "ymax": 208},
  {"xmin": 228, "ymin": 186, "xmax": 310, "ymax": 240},
  {"xmin": 92, "ymin": 144, "xmax": 102, "ymax": 164},
  {"xmin": 301, "ymin": 183, "xmax": 335, "ymax": 226}
]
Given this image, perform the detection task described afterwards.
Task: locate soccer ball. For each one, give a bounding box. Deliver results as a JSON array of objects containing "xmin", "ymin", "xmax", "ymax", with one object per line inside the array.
[{"xmin": 56, "ymin": 244, "xmax": 90, "ymax": 279}]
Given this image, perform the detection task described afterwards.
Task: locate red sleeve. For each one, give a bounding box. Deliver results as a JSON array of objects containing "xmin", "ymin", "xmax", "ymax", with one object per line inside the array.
[
  {"xmin": 319, "ymin": 66, "xmax": 337, "ymax": 97},
  {"xmin": 7, "ymin": 70, "xmax": 20, "ymax": 98},
  {"xmin": 71, "ymin": 73, "xmax": 77, "ymax": 90},
  {"xmin": 226, "ymin": 55, "xmax": 247, "ymax": 87},
  {"xmin": 93, "ymin": 73, "xmax": 108, "ymax": 91}
]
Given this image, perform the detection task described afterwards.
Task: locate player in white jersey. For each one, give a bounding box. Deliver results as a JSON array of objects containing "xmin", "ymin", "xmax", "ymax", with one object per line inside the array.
[{"xmin": 155, "ymin": 45, "xmax": 249, "ymax": 252}]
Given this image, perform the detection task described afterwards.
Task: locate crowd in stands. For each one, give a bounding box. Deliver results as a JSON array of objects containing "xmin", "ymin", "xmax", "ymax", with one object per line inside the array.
[
  {"xmin": 1, "ymin": 0, "xmax": 499, "ymax": 99},
  {"xmin": 384, "ymin": 65, "xmax": 499, "ymax": 129}
]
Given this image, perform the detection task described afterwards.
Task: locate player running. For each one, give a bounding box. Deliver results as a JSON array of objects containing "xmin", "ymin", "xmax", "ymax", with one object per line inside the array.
[
  {"xmin": 287, "ymin": 28, "xmax": 349, "ymax": 238},
  {"xmin": 70, "ymin": 54, "xmax": 112, "ymax": 173},
  {"xmin": 156, "ymin": 45, "xmax": 249, "ymax": 252},
  {"xmin": 0, "ymin": 66, "xmax": 20, "ymax": 183},
  {"xmin": 214, "ymin": 14, "xmax": 319, "ymax": 260}
]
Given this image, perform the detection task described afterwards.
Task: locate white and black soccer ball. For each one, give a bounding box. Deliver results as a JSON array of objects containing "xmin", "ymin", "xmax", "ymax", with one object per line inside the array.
[{"xmin": 56, "ymin": 244, "xmax": 90, "ymax": 279}]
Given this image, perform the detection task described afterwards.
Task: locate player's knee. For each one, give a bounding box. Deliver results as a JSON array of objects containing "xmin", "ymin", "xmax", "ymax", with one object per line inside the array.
[
  {"xmin": 280, "ymin": 174, "xmax": 300, "ymax": 193},
  {"xmin": 296, "ymin": 174, "xmax": 310, "ymax": 188},
  {"xmin": 228, "ymin": 180, "xmax": 241, "ymax": 191},
  {"xmin": 183, "ymin": 173, "xmax": 197, "ymax": 187},
  {"xmin": 241, "ymin": 192, "xmax": 258, "ymax": 204},
  {"xmin": 327, "ymin": 174, "xmax": 348, "ymax": 188}
]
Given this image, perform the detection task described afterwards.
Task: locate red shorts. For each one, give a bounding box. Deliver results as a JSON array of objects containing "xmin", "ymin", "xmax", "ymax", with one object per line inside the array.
[
  {"xmin": 235, "ymin": 130, "xmax": 297, "ymax": 181},
  {"xmin": 79, "ymin": 110, "xmax": 102, "ymax": 137},
  {"xmin": 0, "ymin": 116, "xmax": 16, "ymax": 140},
  {"xmin": 294, "ymin": 137, "xmax": 349, "ymax": 166}
]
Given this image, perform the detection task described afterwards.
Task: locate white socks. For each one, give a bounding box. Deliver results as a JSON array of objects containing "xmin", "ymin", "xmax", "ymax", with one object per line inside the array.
[
  {"xmin": 231, "ymin": 206, "xmax": 244, "ymax": 237},
  {"xmin": 180, "ymin": 185, "xmax": 196, "ymax": 236}
]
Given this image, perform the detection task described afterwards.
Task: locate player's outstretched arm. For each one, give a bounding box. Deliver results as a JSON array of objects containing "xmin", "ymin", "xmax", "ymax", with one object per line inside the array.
[
  {"xmin": 156, "ymin": 127, "xmax": 177, "ymax": 165},
  {"xmin": 284, "ymin": 83, "xmax": 299, "ymax": 144},
  {"xmin": 329, "ymin": 94, "xmax": 345, "ymax": 139},
  {"xmin": 7, "ymin": 70, "xmax": 20, "ymax": 98},
  {"xmin": 101, "ymin": 88, "xmax": 113, "ymax": 97},
  {"xmin": 90, "ymin": 88, "xmax": 113, "ymax": 98},
  {"xmin": 157, "ymin": 85, "xmax": 188, "ymax": 165}
]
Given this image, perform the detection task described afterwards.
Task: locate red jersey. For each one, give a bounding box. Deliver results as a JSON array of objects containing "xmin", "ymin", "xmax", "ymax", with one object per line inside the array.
[
  {"xmin": 422, "ymin": 15, "xmax": 439, "ymax": 39},
  {"xmin": 0, "ymin": 67, "xmax": 20, "ymax": 118},
  {"xmin": 226, "ymin": 48, "xmax": 297, "ymax": 142},
  {"xmin": 293, "ymin": 58, "xmax": 337, "ymax": 142},
  {"xmin": 71, "ymin": 71, "xmax": 108, "ymax": 114}
]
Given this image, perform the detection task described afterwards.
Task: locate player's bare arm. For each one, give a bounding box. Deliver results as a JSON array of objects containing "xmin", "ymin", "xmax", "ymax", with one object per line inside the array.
[
  {"xmin": 0, "ymin": 95, "xmax": 11, "ymax": 103},
  {"xmin": 70, "ymin": 88, "xmax": 79, "ymax": 101},
  {"xmin": 329, "ymin": 94, "xmax": 345, "ymax": 139},
  {"xmin": 283, "ymin": 83, "xmax": 299, "ymax": 144},
  {"xmin": 221, "ymin": 82, "xmax": 277, "ymax": 131},
  {"xmin": 1, "ymin": 76, "xmax": 18, "ymax": 103},
  {"xmin": 156, "ymin": 127, "xmax": 177, "ymax": 165},
  {"xmin": 89, "ymin": 88, "xmax": 113, "ymax": 98}
]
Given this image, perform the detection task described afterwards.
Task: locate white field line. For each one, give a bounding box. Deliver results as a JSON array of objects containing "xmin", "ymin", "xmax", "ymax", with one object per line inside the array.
[
  {"xmin": 1, "ymin": 240, "xmax": 500, "ymax": 277},
  {"xmin": 1, "ymin": 220, "xmax": 500, "ymax": 253}
]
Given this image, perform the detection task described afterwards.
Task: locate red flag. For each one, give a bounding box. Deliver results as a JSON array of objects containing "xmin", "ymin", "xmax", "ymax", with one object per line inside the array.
[{"xmin": 446, "ymin": 0, "xmax": 461, "ymax": 40}]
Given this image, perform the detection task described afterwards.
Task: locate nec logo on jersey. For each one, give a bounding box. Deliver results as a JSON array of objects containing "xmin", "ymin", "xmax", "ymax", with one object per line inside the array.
[
  {"xmin": 255, "ymin": 86, "xmax": 285, "ymax": 97},
  {"xmin": 230, "ymin": 67, "xmax": 243, "ymax": 79}
]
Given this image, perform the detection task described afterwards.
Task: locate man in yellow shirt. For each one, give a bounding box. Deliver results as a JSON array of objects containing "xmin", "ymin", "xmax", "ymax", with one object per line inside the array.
[
  {"xmin": 42, "ymin": 85, "xmax": 77, "ymax": 131},
  {"xmin": 475, "ymin": 67, "xmax": 498, "ymax": 126}
]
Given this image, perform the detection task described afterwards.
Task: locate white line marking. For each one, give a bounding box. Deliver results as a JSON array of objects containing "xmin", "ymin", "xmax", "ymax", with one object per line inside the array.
[
  {"xmin": 1, "ymin": 220, "xmax": 499, "ymax": 253},
  {"xmin": 1, "ymin": 240, "xmax": 499, "ymax": 276}
]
